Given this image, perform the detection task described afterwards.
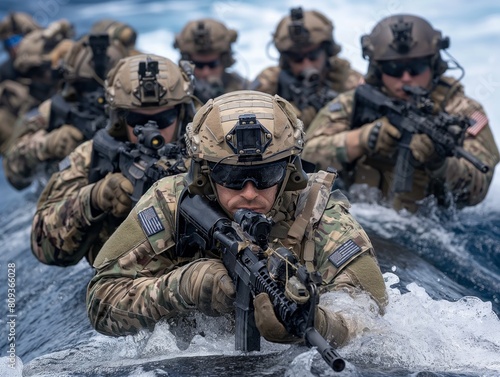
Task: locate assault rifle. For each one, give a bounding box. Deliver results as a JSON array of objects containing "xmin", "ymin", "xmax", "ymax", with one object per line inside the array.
[
  {"xmin": 47, "ymin": 88, "xmax": 108, "ymax": 140},
  {"xmin": 351, "ymin": 84, "xmax": 489, "ymax": 193},
  {"xmin": 278, "ymin": 68, "xmax": 338, "ymax": 111},
  {"xmin": 176, "ymin": 190, "xmax": 346, "ymax": 373},
  {"xmin": 89, "ymin": 121, "xmax": 186, "ymax": 203}
]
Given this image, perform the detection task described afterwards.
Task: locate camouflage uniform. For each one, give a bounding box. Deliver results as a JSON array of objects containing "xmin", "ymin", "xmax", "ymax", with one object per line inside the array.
[
  {"xmin": 0, "ymin": 79, "xmax": 39, "ymax": 155},
  {"xmin": 251, "ymin": 57, "xmax": 364, "ymax": 127},
  {"xmin": 2, "ymin": 99, "xmax": 55, "ymax": 189},
  {"xmin": 31, "ymin": 140, "xmax": 188, "ymax": 266},
  {"xmin": 87, "ymin": 172, "xmax": 387, "ymax": 338},
  {"xmin": 303, "ymin": 77, "xmax": 500, "ymax": 211},
  {"xmin": 86, "ymin": 90, "xmax": 387, "ymax": 349},
  {"xmin": 173, "ymin": 18, "xmax": 249, "ymax": 104}
]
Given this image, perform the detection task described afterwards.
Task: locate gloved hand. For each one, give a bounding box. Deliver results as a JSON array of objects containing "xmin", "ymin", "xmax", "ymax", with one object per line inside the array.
[
  {"xmin": 41, "ymin": 125, "xmax": 84, "ymax": 160},
  {"xmin": 254, "ymin": 293, "xmax": 349, "ymax": 347},
  {"xmin": 178, "ymin": 259, "xmax": 236, "ymax": 316},
  {"xmin": 359, "ymin": 116, "xmax": 401, "ymax": 156},
  {"xmin": 410, "ymin": 133, "xmax": 445, "ymax": 170},
  {"xmin": 90, "ymin": 172, "xmax": 134, "ymax": 218}
]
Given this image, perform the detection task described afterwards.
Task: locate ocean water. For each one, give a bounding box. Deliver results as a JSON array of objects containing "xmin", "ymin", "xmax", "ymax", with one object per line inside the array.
[{"xmin": 0, "ymin": 1, "xmax": 499, "ymax": 376}]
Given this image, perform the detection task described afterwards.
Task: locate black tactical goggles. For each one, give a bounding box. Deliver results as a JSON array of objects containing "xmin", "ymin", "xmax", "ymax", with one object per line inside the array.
[
  {"xmin": 125, "ymin": 107, "xmax": 178, "ymax": 129},
  {"xmin": 192, "ymin": 59, "xmax": 221, "ymax": 69},
  {"xmin": 209, "ymin": 159, "xmax": 289, "ymax": 190},
  {"xmin": 285, "ymin": 46, "xmax": 323, "ymax": 63},
  {"xmin": 379, "ymin": 58, "xmax": 431, "ymax": 78}
]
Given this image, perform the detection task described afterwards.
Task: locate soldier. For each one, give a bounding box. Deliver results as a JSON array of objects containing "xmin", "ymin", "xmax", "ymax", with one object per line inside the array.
[
  {"xmin": 31, "ymin": 54, "xmax": 195, "ymax": 267},
  {"xmin": 0, "ymin": 19, "xmax": 72, "ymax": 156},
  {"xmin": 302, "ymin": 14, "xmax": 500, "ymax": 212},
  {"xmin": 86, "ymin": 90, "xmax": 388, "ymax": 351},
  {"xmin": 2, "ymin": 31, "xmax": 127, "ymax": 190},
  {"xmin": 173, "ymin": 18, "xmax": 249, "ymax": 105},
  {"xmin": 250, "ymin": 7, "xmax": 364, "ymax": 129},
  {"xmin": 90, "ymin": 19, "xmax": 139, "ymax": 54},
  {"xmin": 0, "ymin": 12, "xmax": 41, "ymax": 82}
]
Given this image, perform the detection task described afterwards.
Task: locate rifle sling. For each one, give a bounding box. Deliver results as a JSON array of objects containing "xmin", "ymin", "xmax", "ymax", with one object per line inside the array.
[{"xmin": 285, "ymin": 171, "xmax": 336, "ymax": 273}]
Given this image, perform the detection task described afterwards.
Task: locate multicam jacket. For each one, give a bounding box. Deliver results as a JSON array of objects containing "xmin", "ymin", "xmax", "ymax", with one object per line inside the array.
[
  {"xmin": 302, "ymin": 77, "xmax": 500, "ymax": 211},
  {"xmin": 86, "ymin": 171, "xmax": 388, "ymax": 340},
  {"xmin": 3, "ymin": 99, "xmax": 54, "ymax": 190},
  {"xmin": 0, "ymin": 79, "xmax": 40, "ymax": 155},
  {"xmin": 31, "ymin": 139, "xmax": 188, "ymax": 267},
  {"xmin": 251, "ymin": 56, "xmax": 364, "ymax": 129}
]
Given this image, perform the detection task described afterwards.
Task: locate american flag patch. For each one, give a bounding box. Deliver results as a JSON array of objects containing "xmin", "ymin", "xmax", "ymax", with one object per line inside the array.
[
  {"xmin": 467, "ymin": 111, "xmax": 488, "ymax": 136},
  {"xmin": 138, "ymin": 206, "xmax": 164, "ymax": 237},
  {"xmin": 328, "ymin": 239, "xmax": 362, "ymax": 268}
]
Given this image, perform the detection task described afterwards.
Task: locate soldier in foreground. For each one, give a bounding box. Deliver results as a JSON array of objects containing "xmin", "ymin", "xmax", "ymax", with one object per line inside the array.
[
  {"xmin": 86, "ymin": 90, "xmax": 388, "ymax": 354},
  {"xmin": 31, "ymin": 54, "xmax": 195, "ymax": 267},
  {"xmin": 303, "ymin": 14, "xmax": 499, "ymax": 212},
  {"xmin": 173, "ymin": 18, "xmax": 248, "ymax": 104},
  {"xmin": 251, "ymin": 7, "xmax": 363, "ymax": 129}
]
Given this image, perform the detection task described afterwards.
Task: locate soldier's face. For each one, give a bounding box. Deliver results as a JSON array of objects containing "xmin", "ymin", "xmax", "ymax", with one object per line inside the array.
[
  {"xmin": 126, "ymin": 106, "xmax": 178, "ymax": 144},
  {"xmin": 380, "ymin": 59, "xmax": 433, "ymax": 100},
  {"xmin": 286, "ymin": 45, "xmax": 327, "ymax": 76},
  {"xmin": 215, "ymin": 182, "xmax": 278, "ymax": 216},
  {"xmin": 191, "ymin": 52, "xmax": 224, "ymax": 81}
]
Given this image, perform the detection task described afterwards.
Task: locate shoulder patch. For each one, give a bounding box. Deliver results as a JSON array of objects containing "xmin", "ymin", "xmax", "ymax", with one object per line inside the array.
[
  {"xmin": 328, "ymin": 239, "xmax": 361, "ymax": 268},
  {"xmin": 467, "ymin": 111, "xmax": 488, "ymax": 136},
  {"xmin": 58, "ymin": 156, "xmax": 71, "ymax": 171},
  {"xmin": 328, "ymin": 102, "xmax": 343, "ymax": 112},
  {"xmin": 138, "ymin": 206, "xmax": 165, "ymax": 237}
]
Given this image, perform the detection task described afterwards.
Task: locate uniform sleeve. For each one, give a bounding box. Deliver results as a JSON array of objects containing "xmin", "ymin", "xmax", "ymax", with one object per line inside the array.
[
  {"xmin": 433, "ymin": 104, "xmax": 500, "ymax": 206},
  {"xmin": 249, "ymin": 66, "xmax": 280, "ymax": 94},
  {"xmin": 30, "ymin": 140, "xmax": 102, "ymax": 266},
  {"xmin": 302, "ymin": 91, "xmax": 355, "ymax": 171},
  {"xmin": 3, "ymin": 101, "xmax": 50, "ymax": 190},
  {"xmin": 86, "ymin": 175, "xmax": 191, "ymax": 336}
]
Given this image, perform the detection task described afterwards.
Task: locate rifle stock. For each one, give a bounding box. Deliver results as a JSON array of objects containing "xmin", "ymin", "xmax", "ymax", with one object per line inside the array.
[
  {"xmin": 351, "ymin": 84, "xmax": 489, "ymax": 193},
  {"xmin": 176, "ymin": 191, "xmax": 346, "ymax": 372}
]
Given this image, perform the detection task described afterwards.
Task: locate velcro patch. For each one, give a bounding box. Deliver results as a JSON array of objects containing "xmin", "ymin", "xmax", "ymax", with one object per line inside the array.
[
  {"xmin": 138, "ymin": 206, "xmax": 164, "ymax": 237},
  {"xmin": 328, "ymin": 239, "xmax": 361, "ymax": 268}
]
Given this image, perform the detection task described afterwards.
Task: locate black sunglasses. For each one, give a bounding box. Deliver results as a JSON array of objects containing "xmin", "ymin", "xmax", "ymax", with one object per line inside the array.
[
  {"xmin": 210, "ymin": 159, "xmax": 288, "ymax": 190},
  {"xmin": 379, "ymin": 58, "xmax": 431, "ymax": 78},
  {"xmin": 285, "ymin": 46, "xmax": 324, "ymax": 64},
  {"xmin": 125, "ymin": 107, "xmax": 178, "ymax": 129},
  {"xmin": 192, "ymin": 59, "xmax": 221, "ymax": 69}
]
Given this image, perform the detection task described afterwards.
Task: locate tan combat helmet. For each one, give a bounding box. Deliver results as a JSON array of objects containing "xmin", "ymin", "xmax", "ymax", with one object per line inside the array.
[
  {"xmin": 173, "ymin": 18, "xmax": 237, "ymax": 67},
  {"xmin": 13, "ymin": 19, "xmax": 75, "ymax": 76},
  {"xmin": 184, "ymin": 90, "xmax": 308, "ymax": 201},
  {"xmin": 105, "ymin": 54, "xmax": 195, "ymax": 140},
  {"xmin": 0, "ymin": 12, "xmax": 41, "ymax": 41},
  {"xmin": 273, "ymin": 7, "xmax": 341, "ymax": 58},
  {"xmin": 62, "ymin": 33, "xmax": 128, "ymax": 85},
  {"xmin": 361, "ymin": 14, "xmax": 450, "ymax": 83},
  {"xmin": 90, "ymin": 19, "xmax": 137, "ymax": 50}
]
